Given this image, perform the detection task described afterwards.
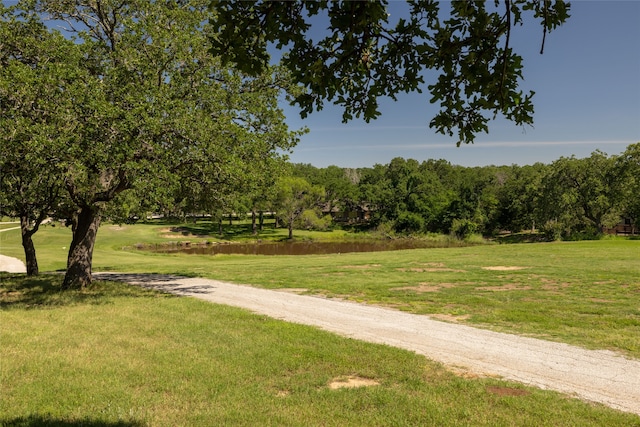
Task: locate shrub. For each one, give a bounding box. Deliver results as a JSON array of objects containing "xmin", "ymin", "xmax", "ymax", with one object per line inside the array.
[
  {"xmin": 394, "ymin": 212, "xmax": 425, "ymax": 234},
  {"xmin": 297, "ymin": 210, "xmax": 332, "ymax": 231},
  {"xmin": 540, "ymin": 220, "xmax": 565, "ymax": 241},
  {"xmin": 450, "ymin": 218, "xmax": 478, "ymax": 240}
]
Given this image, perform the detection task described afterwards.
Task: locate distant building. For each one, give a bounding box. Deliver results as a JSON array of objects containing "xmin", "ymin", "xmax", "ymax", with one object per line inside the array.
[
  {"xmin": 603, "ymin": 217, "xmax": 638, "ymax": 235},
  {"xmin": 321, "ymin": 202, "xmax": 371, "ymax": 224}
]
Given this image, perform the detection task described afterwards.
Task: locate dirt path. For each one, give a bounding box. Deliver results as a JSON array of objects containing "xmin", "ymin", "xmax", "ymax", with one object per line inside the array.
[{"xmin": 97, "ymin": 273, "xmax": 640, "ymax": 415}]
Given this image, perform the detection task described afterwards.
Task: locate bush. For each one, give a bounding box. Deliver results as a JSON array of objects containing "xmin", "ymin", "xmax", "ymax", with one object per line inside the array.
[
  {"xmin": 372, "ymin": 221, "xmax": 396, "ymax": 239},
  {"xmin": 297, "ymin": 210, "xmax": 332, "ymax": 231},
  {"xmin": 540, "ymin": 220, "xmax": 565, "ymax": 241},
  {"xmin": 450, "ymin": 219, "xmax": 478, "ymax": 240},
  {"xmin": 564, "ymin": 226, "xmax": 603, "ymax": 241},
  {"xmin": 394, "ymin": 212, "xmax": 425, "ymax": 234}
]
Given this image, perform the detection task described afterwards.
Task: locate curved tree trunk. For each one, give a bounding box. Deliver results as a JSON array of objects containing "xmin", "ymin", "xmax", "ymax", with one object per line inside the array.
[
  {"xmin": 62, "ymin": 205, "xmax": 101, "ymax": 289},
  {"xmin": 20, "ymin": 216, "xmax": 39, "ymax": 276}
]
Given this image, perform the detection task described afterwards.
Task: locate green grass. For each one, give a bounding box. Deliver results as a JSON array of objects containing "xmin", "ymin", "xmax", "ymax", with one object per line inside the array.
[
  {"xmin": 2, "ymin": 274, "xmax": 638, "ymax": 426},
  {"xmin": 1, "ymin": 223, "xmax": 639, "ymax": 358}
]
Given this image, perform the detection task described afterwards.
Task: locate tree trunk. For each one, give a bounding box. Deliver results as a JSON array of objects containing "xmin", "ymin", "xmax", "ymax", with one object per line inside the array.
[
  {"xmin": 288, "ymin": 223, "xmax": 293, "ymax": 239},
  {"xmin": 251, "ymin": 210, "xmax": 257, "ymax": 236},
  {"xmin": 20, "ymin": 216, "xmax": 39, "ymax": 276},
  {"xmin": 62, "ymin": 205, "xmax": 101, "ymax": 290},
  {"xmin": 258, "ymin": 211, "xmax": 264, "ymax": 231}
]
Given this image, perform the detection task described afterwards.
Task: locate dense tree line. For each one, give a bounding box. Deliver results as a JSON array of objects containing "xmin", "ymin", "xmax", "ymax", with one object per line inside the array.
[{"xmin": 288, "ymin": 144, "xmax": 640, "ymax": 239}]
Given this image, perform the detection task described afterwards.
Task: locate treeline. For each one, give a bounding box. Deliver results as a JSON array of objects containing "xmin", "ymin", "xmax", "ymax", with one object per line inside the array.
[{"xmin": 287, "ymin": 144, "xmax": 640, "ymax": 240}]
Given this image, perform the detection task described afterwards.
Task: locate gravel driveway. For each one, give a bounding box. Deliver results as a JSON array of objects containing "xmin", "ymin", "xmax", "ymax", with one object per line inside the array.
[
  {"xmin": 0, "ymin": 254, "xmax": 26, "ymax": 273},
  {"xmin": 96, "ymin": 272, "xmax": 640, "ymax": 416}
]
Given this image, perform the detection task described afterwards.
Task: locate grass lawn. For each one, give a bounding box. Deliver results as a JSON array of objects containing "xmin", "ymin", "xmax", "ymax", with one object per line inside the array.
[
  {"xmin": 1, "ymin": 222, "xmax": 639, "ymax": 424},
  {"xmin": 5, "ymin": 222, "xmax": 638, "ymax": 356},
  {"xmin": 2, "ymin": 274, "xmax": 639, "ymax": 426}
]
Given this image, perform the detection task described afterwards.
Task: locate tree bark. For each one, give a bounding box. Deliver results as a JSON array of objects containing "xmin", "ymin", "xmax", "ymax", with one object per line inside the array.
[
  {"xmin": 20, "ymin": 215, "xmax": 39, "ymax": 276},
  {"xmin": 62, "ymin": 205, "xmax": 101, "ymax": 289},
  {"xmin": 258, "ymin": 210, "xmax": 264, "ymax": 231},
  {"xmin": 251, "ymin": 210, "xmax": 257, "ymax": 236}
]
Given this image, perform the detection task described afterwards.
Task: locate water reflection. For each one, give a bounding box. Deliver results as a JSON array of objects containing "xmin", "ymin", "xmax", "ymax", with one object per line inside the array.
[{"xmin": 148, "ymin": 240, "xmax": 440, "ymax": 256}]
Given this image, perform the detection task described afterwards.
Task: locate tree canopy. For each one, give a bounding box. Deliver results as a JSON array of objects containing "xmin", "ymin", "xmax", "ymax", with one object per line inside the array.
[
  {"xmin": 209, "ymin": 0, "xmax": 571, "ymax": 145},
  {"xmin": 1, "ymin": 0, "xmax": 303, "ymax": 288}
]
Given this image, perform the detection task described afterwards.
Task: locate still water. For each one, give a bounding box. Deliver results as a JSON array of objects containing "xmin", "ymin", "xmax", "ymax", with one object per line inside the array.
[{"xmin": 148, "ymin": 240, "xmax": 440, "ymax": 256}]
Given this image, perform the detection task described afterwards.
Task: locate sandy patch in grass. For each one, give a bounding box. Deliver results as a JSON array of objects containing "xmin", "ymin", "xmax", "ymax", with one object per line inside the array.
[
  {"xmin": 540, "ymin": 278, "xmax": 571, "ymax": 291},
  {"xmin": 447, "ymin": 365, "xmax": 495, "ymax": 379},
  {"xmin": 400, "ymin": 267, "xmax": 466, "ymax": 273},
  {"xmin": 430, "ymin": 313, "xmax": 471, "ymax": 323},
  {"xmin": 328, "ymin": 376, "xmax": 380, "ymax": 390},
  {"xmin": 594, "ymin": 280, "xmax": 617, "ymax": 285},
  {"xmin": 391, "ymin": 282, "xmax": 461, "ymax": 293},
  {"xmin": 482, "ymin": 266, "xmax": 528, "ymax": 271},
  {"xmin": 476, "ymin": 283, "xmax": 532, "ymax": 292}
]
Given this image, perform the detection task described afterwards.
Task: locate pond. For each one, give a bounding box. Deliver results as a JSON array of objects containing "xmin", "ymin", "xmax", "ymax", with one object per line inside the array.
[{"xmin": 145, "ymin": 239, "xmax": 445, "ymax": 256}]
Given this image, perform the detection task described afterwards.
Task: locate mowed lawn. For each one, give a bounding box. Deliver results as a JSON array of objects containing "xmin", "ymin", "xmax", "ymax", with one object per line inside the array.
[
  {"xmin": 1, "ymin": 224, "xmax": 639, "ymax": 425},
  {"xmin": 1, "ymin": 223, "xmax": 639, "ymax": 357}
]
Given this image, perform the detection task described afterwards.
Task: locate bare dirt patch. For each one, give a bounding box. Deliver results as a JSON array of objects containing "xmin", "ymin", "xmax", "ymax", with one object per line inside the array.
[
  {"xmin": 594, "ymin": 280, "xmax": 617, "ymax": 285},
  {"xmin": 482, "ymin": 266, "xmax": 528, "ymax": 271},
  {"xmin": 391, "ymin": 282, "xmax": 460, "ymax": 293},
  {"xmin": 401, "ymin": 267, "xmax": 466, "ymax": 273},
  {"xmin": 447, "ymin": 365, "xmax": 495, "ymax": 379},
  {"xmin": 430, "ymin": 313, "xmax": 471, "ymax": 323},
  {"xmin": 476, "ymin": 284, "xmax": 532, "ymax": 292},
  {"xmin": 328, "ymin": 376, "xmax": 380, "ymax": 390},
  {"xmin": 540, "ymin": 278, "xmax": 571, "ymax": 291}
]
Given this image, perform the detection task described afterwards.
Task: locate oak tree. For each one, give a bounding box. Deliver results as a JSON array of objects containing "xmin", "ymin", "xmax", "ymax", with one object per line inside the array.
[
  {"xmin": 0, "ymin": 8, "xmax": 76, "ymax": 275},
  {"xmin": 209, "ymin": 0, "xmax": 570, "ymax": 144},
  {"xmin": 4, "ymin": 0, "xmax": 301, "ymax": 288}
]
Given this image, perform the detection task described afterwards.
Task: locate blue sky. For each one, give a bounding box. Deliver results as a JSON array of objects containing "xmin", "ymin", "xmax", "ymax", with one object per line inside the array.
[{"xmin": 283, "ymin": 1, "xmax": 640, "ymax": 168}]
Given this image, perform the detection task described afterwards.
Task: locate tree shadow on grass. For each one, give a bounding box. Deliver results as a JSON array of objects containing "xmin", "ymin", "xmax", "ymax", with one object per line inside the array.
[
  {"xmin": 94, "ymin": 273, "xmax": 218, "ymax": 297},
  {"xmin": 0, "ymin": 273, "xmax": 174, "ymax": 310},
  {"xmin": 170, "ymin": 222, "xmax": 282, "ymax": 241},
  {"xmin": 1, "ymin": 415, "xmax": 144, "ymax": 426}
]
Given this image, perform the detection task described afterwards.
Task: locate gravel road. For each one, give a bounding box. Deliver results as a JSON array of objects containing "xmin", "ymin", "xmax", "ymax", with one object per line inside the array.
[
  {"xmin": 96, "ymin": 272, "xmax": 640, "ymax": 416},
  {"xmin": 0, "ymin": 254, "xmax": 26, "ymax": 273}
]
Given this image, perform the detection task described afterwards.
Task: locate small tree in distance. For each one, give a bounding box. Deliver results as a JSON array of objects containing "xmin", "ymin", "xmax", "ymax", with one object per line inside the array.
[{"xmin": 273, "ymin": 177, "xmax": 325, "ymax": 240}]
